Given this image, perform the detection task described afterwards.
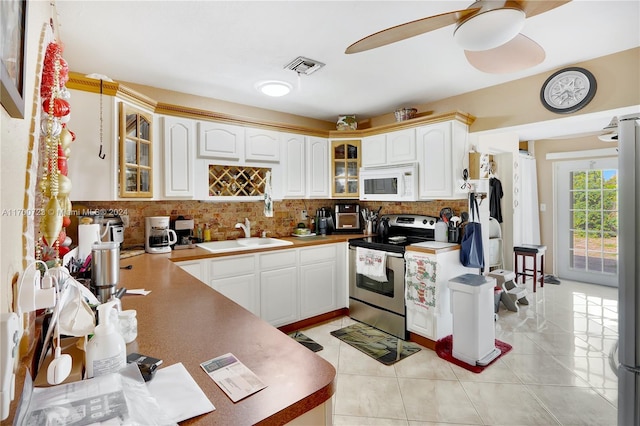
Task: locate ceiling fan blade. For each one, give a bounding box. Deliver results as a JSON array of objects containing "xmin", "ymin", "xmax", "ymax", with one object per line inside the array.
[
  {"xmin": 518, "ymin": 0, "xmax": 572, "ymax": 18},
  {"xmin": 345, "ymin": 8, "xmax": 480, "ymax": 54},
  {"xmin": 464, "ymin": 33, "xmax": 545, "ymax": 74}
]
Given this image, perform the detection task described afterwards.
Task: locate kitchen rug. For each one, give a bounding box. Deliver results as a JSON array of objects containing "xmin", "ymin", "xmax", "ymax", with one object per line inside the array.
[
  {"xmin": 330, "ymin": 322, "xmax": 420, "ymax": 365},
  {"xmin": 288, "ymin": 331, "xmax": 323, "ymax": 352},
  {"xmin": 435, "ymin": 335, "xmax": 512, "ymax": 373}
]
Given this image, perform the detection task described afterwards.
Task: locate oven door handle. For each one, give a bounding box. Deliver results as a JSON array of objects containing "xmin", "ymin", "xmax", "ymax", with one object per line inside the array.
[{"xmin": 349, "ymin": 246, "xmax": 404, "ymax": 258}]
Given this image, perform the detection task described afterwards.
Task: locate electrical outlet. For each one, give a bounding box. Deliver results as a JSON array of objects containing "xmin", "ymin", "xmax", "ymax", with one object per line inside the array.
[{"xmin": 300, "ymin": 210, "xmax": 308, "ymax": 220}]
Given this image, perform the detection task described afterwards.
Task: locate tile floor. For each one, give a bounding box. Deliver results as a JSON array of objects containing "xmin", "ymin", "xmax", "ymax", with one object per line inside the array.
[{"xmin": 299, "ymin": 278, "xmax": 619, "ymax": 425}]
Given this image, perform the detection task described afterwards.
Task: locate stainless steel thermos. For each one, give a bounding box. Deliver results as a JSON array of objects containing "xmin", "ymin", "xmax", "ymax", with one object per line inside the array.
[{"xmin": 91, "ymin": 241, "xmax": 120, "ymax": 302}]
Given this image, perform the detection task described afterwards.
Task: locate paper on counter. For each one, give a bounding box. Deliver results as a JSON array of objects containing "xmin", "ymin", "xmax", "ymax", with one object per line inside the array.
[
  {"xmin": 201, "ymin": 353, "xmax": 267, "ymax": 402},
  {"xmin": 126, "ymin": 289, "xmax": 151, "ymax": 296},
  {"xmin": 146, "ymin": 362, "xmax": 215, "ymax": 423}
]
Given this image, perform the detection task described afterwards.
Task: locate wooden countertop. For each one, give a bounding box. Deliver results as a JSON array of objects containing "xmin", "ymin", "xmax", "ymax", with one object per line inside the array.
[
  {"xmin": 405, "ymin": 241, "xmax": 461, "ymax": 255},
  {"xmin": 117, "ymin": 253, "xmax": 336, "ymax": 425}
]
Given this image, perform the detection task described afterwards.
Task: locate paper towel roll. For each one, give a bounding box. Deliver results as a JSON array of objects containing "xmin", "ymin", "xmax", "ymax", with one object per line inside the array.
[{"xmin": 78, "ymin": 224, "xmax": 101, "ymax": 260}]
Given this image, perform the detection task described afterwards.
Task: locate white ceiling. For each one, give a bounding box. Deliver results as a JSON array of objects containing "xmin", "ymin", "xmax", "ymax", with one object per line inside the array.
[{"xmin": 55, "ymin": 0, "xmax": 640, "ymax": 127}]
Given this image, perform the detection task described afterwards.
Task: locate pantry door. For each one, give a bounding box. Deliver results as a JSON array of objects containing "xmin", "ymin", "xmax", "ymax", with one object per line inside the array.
[{"xmin": 555, "ymin": 158, "xmax": 618, "ymax": 286}]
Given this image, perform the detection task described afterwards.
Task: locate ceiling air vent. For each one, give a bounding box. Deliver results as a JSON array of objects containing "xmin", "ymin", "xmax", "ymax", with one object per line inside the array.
[{"xmin": 284, "ymin": 56, "xmax": 325, "ymax": 75}]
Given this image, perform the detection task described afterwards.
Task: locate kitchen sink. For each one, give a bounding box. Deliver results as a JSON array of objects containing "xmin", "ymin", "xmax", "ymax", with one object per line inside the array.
[{"xmin": 197, "ymin": 237, "xmax": 293, "ymax": 253}]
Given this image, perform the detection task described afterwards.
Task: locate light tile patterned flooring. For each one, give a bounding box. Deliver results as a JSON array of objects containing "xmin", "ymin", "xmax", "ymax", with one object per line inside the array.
[{"xmin": 300, "ymin": 279, "xmax": 619, "ymax": 425}]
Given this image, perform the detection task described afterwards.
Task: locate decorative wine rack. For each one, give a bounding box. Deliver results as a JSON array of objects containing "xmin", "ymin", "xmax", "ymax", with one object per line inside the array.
[{"xmin": 208, "ymin": 165, "xmax": 270, "ymax": 197}]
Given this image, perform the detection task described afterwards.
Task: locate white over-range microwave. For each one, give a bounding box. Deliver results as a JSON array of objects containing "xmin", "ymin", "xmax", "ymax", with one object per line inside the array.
[{"xmin": 359, "ymin": 163, "xmax": 419, "ymax": 202}]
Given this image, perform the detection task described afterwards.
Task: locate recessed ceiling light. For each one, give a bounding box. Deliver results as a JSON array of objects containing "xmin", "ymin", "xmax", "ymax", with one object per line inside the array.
[{"xmin": 257, "ymin": 81, "xmax": 292, "ymax": 97}]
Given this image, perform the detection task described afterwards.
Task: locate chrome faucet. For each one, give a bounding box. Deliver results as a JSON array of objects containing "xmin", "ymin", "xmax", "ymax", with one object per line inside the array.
[{"xmin": 235, "ymin": 218, "xmax": 251, "ymax": 238}]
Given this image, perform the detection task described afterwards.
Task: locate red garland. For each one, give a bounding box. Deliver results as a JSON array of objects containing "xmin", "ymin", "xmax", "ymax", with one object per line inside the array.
[{"xmin": 40, "ymin": 42, "xmax": 68, "ymax": 101}]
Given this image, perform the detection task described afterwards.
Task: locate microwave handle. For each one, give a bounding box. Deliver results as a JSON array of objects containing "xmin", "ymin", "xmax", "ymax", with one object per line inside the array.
[{"xmin": 349, "ymin": 246, "xmax": 404, "ymax": 258}]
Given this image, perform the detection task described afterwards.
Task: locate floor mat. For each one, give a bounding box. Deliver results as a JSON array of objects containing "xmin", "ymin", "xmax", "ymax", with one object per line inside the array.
[
  {"xmin": 435, "ymin": 335, "xmax": 512, "ymax": 373},
  {"xmin": 288, "ymin": 331, "xmax": 323, "ymax": 352},
  {"xmin": 330, "ymin": 322, "xmax": 420, "ymax": 366}
]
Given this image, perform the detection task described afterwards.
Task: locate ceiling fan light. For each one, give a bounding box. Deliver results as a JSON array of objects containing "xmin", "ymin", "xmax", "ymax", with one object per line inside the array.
[
  {"xmin": 257, "ymin": 81, "xmax": 292, "ymax": 97},
  {"xmin": 454, "ymin": 8, "xmax": 526, "ymax": 51}
]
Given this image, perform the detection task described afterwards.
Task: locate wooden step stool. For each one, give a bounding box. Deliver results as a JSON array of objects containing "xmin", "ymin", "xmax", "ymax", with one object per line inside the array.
[{"xmin": 513, "ymin": 245, "xmax": 547, "ymax": 292}]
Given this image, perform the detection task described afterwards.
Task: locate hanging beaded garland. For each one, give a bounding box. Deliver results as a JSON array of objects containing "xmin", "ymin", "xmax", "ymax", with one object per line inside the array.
[{"xmin": 37, "ymin": 41, "xmax": 74, "ymax": 266}]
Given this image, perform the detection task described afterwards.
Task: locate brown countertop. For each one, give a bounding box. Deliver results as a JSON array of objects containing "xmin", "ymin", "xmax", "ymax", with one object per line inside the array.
[
  {"xmin": 117, "ymin": 253, "xmax": 336, "ymax": 425},
  {"xmin": 167, "ymin": 233, "xmax": 363, "ymax": 262}
]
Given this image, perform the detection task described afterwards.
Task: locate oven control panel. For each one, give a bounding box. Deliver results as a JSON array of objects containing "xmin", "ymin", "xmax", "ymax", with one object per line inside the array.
[{"xmin": 384, "ymin": 214, "xmax": 438, "ymax": 230}]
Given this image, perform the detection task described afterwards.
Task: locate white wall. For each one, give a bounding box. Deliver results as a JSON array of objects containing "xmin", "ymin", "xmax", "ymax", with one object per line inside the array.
[{"xmin": 1, "ymin": 2, "xmax": 50, "ymax": 313}]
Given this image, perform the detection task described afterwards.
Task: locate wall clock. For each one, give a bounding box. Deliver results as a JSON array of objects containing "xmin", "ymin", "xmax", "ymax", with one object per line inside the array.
[{"xmin": 540, "ymin": 67, "xmax": 597, "ymax": 114}]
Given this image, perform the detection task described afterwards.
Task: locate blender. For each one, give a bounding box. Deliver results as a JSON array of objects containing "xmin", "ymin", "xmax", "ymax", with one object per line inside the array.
[{"xmin": 145, "ymin": 216, "xmax": 177, "ymax": 254}]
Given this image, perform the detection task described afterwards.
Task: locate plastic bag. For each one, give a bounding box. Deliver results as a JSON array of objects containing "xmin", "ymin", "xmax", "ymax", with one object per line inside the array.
[{"xmin": 16, "ymin": 363, "xmax": 176, "ymax": 425}]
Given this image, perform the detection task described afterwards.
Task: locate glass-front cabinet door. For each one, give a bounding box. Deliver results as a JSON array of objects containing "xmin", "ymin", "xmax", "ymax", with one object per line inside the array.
[
  {"xmin": 119, "ymin": 103, "xmax": 153, "ymax": 197},
  {"xmin": 331, "ymin": 140, "xmax": 360, "ymax": 198}
]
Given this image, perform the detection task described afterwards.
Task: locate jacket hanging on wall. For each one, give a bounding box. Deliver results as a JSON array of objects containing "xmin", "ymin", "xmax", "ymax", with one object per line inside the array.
[{"xmin": 489, "ymin": 177, "xmax": 504, "ymax": 223}]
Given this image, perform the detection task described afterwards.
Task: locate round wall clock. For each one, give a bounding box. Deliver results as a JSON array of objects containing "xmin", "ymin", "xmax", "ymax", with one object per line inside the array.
[{"xmin": 540, "ymin": 67, "xmax": 597, "ymax": 114}]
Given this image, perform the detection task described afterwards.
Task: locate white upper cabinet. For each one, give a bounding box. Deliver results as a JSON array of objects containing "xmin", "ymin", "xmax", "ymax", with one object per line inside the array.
[
  {"xmin": 282, "ymin": 134, "xmax": 330, "ymax": 199},
  {"xmin": 197, "ymin": 121, "xmax": 244, "ymax": 160},
  {"xmin": 306, "ymin": 137, "xmax": 330, "ymax": 198},
  {"xmin": 162, "ymin": 116, "xmax": 195, "ymax": 198},
  {"xmin": 361, "ymin": 128, "xmax": 416, "ymax": 167},
  {"xmin": 386, "ymin": 128, "xmax": 416, "ymax": 164},
  {"xmin": 417, "ymin": 120, "xmax": 468, "ymax": 199},
  {"xmin": 361, "ymin": 134, "xmax": 386, "ymax": 167},
  {"xmin": 67, "ymin": 89, "xmax": 118, "ymax": 201},
  {"xmin": 281, "ymin": 132, "xmax": 306, "ymax": 197},
  {"xmin": 245, "ymin": 128, "xmax": 280, "ymax": 162},
  {"xmin": 198, "ymin": 123, "xmax": 279, "ymax": 163}
]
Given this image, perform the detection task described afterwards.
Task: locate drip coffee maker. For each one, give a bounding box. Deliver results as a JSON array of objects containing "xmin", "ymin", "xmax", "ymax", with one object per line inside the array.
[{"xmin": 145, "ymin": 216, "xmax": 177, "ymax": 254}]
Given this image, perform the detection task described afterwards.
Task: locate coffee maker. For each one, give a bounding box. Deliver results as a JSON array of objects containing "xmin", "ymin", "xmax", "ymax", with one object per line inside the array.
[
  {"xmin": 145, "ymin": 216, "xmax": 177, "ymax": 254},
  {"xmin": 171, "ymin": 216, "xmax": 195, "ymax": 249}
]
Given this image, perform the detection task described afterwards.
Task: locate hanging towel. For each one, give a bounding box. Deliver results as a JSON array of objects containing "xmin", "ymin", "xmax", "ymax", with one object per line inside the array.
[
  {"xmin": 356, "ymin": 247, "xmax": 387, "ymax": 282},
  {"xmin": 264, "ymin": 171, "xmax": 273, "ymax": 217},
  {"xmin": 404, "ymin": 252, "xmax": 440, "ymax": 314}
]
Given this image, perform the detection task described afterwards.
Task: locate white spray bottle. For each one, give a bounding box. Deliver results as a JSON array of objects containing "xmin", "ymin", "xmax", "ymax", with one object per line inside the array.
[{"xmin": 85, "ymin": 300, "xmax": 126, "ymax": 378}]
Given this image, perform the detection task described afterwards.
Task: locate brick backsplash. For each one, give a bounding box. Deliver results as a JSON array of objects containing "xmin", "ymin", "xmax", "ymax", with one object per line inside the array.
[{"xmin": 70, "ymin": 199, "xmax": 467, "ymax": 249}]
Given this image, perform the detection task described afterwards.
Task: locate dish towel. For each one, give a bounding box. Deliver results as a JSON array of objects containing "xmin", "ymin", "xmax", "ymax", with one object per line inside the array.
[
  {"xmin": 356, "ymin": 247, "xmax": 387, "ymax": 282},
  {"xmin": 405, "ymin": 252, "xmax": 439, "ymax": 315},
  {"xmin": 263, "ymin": 171, "xmax": 273, "ymax": 217}
]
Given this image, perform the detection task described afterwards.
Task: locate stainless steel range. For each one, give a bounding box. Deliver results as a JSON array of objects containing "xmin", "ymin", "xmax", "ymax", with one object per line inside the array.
[{"xmin": 348, "ymin": 214, "xmax": 437, "ymax": 339}]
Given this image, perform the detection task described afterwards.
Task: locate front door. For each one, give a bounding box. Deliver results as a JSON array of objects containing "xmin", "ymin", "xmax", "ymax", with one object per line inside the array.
[{"xmin": 555, "ymin": 158, "xmax": 618, "ymax": 286}]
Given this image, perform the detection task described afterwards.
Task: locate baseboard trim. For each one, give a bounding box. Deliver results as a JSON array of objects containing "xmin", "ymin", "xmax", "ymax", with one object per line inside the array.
[
  {"xmin": 278, "ymin": 308, "xmax": 349, "ymax": 334},
  {"xmin": 408, "ymin": 332, "xmax": 436, "ymax": 350}
]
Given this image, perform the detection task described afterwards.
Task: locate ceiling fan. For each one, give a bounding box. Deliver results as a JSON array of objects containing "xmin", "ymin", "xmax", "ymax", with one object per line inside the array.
[{"xmin": 345, "ymin": 1, "xmax": 571, "ymax": 74}]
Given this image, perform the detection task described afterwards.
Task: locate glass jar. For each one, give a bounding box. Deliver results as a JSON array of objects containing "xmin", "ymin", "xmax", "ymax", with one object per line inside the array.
[{"xmin": 118, "ymin": 309, "xmax": 138, "ymax": 343}]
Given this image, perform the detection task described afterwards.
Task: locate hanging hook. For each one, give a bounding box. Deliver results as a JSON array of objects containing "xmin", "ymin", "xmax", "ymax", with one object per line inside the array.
[{"xmin": 98, "ymin": 80, "xmax": 106, "ymax": 159}]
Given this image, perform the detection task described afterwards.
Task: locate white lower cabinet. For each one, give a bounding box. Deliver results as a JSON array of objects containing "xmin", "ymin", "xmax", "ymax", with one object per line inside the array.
[
  {"xmin": 299, "ymin": 245, "xmax": 338, "ymax": 319},
  {"xmin": 176, "ymin": 243, "xmax": 346, "ymax": 327},
  {"xmin": 300, "ymin": 262, "xmax": 336, "ymax": 319},
  {"xmin": 174, "ymin": 260, "xmax": 207, "ymax": 283},
  {"xmin": 405, "ymin": 249, "xmax": 476, "ymax": 341},
  {"xmin": 209, "ymin": 255, "xmax": 260, "ymax": 316},
  {"xmin": 261, "ymin": 267, "xmax": 298, "ymax": 326},
  {"xmin": 259, "ymin": 249, "xmax": 298, "ymax": 326}
]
